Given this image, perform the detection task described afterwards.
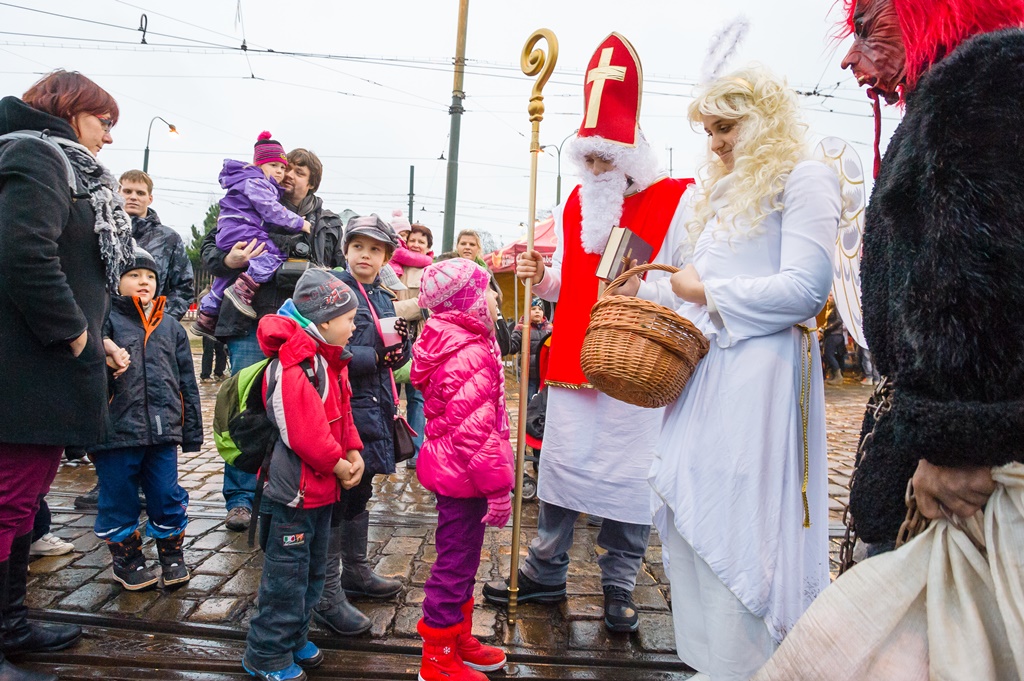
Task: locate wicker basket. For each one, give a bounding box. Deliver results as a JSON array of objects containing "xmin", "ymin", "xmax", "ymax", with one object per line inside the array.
[{"xmin": 581, "ymin": 263, "xmax": 710, "ymax": 408}]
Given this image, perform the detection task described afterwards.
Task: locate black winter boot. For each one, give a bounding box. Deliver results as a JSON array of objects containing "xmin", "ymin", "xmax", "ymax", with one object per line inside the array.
[
  {"xmin": 339, "ymin": 511, "xmax": 402, "ymax": 599},
  {"xmin": 0, "ymin": 654, "xmax": 58, "ymax": 681},
  {"xmin": 155, "ymin": 532, "xmax": 190, "ymax": 588},
  {"xmin": 312, "ymin": 525, "xmax": 371, "ymax": 635},
  {"xmin": 106, "ymin": 531, "xmax": 158, "ymax": 591},
  {"xmin": 0, "ymin": 534, "xmax": 81, "ymax": 658}
]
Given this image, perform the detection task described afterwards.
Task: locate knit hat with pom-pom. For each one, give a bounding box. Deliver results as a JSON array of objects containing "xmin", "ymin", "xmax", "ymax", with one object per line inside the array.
[
  {"xmin": 253, "ymin": 131, "xmax": 287, "ymax": 166},
  {"xmin": 418, "ymin": 258, "xmax": 492, "ymax": 330},
  {"xmin": 390, "ymin": 209, "xmax": 412, "ymax": 235}
]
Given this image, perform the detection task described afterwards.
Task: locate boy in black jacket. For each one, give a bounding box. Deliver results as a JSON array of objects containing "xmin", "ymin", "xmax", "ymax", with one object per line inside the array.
[{"xmin": 90, "ymin": 249, "xmax": 202, "ymax": 591}]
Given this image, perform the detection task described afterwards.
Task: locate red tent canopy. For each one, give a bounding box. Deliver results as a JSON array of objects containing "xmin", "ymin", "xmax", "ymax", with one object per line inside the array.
[{"xmin": 484, "ymin": 218, "xmax": 557, "ymax": 273}]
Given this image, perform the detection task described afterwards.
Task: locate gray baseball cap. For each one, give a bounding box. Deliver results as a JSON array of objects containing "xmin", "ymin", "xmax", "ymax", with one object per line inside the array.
[{"xmin": 344, "ymin": 214, "xmax": 400, "ymax": 251}]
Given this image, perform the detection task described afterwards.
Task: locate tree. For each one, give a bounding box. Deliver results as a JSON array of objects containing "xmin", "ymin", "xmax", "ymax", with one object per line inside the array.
[{"xmin": 185, "ymin": 203, "xmax": 219, "ymax": 272}]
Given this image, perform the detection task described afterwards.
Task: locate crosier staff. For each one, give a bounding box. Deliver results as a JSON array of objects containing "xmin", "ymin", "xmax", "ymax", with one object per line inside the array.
[{"xmin": 508, "ymin": 27, "xmax": 557, "ymax": 626}]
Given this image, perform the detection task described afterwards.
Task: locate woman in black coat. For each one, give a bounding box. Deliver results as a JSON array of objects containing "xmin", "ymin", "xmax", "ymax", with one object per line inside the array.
[{"xmin": 0, "ymin": 70, "xmax": 133, "ymax": 680}]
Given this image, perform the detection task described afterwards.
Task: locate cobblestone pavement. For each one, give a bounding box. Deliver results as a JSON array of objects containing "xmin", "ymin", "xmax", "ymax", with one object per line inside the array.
[{"xmin": 28, "ymin": 352, "xmax": 873, "ymax": 676}]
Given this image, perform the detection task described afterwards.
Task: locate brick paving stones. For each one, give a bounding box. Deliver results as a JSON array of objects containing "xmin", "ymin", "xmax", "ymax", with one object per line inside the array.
[{"xmin": 31, "ymin": 353, "xmax": 873, "ymax": 667}]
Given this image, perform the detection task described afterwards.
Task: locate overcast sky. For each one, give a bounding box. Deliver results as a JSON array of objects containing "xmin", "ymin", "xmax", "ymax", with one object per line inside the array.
[{"xmin": 0, "ymin": 1, "xmax": 901, "ymax": 247}]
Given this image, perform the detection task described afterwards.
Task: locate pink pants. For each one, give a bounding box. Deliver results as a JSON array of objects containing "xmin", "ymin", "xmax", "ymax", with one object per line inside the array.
[{"xmin": 0, "ymin": 443, "xmax": 63, "ymax": 561}]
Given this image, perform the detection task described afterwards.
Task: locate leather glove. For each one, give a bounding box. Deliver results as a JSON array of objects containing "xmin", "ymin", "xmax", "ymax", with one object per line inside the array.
[{"xmin": 482, "ymin": 492, "xmax": 512, "ymax": 527}]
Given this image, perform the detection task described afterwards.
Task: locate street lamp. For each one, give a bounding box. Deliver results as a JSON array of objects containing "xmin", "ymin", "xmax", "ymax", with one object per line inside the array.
[
  {"xmin": 540, "ymin": 129, "xmax": 577, "ymax": 206},
  {"xmin": 143, "ymin": 116, "xmax": 178, "ymax": 173}
]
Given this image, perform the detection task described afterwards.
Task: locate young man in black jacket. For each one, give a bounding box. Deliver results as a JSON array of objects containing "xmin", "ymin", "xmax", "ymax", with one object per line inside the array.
[
  {"xmin": 119, "ymin": 170, "xmax": 194, "ymax": 321},
  {"xmin": 200, "ymin": 148, "xmax": 347, "ymax": 531}
]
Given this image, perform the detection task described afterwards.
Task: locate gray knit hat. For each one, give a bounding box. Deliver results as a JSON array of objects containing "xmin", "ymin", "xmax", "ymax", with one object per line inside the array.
[
  {"xmin": 121, "ymin": 247, "xmax": 160, "ymax": 287},
  {"xmin": 293, "ymin": 268, "xmax": 357, "ymax": 324}
]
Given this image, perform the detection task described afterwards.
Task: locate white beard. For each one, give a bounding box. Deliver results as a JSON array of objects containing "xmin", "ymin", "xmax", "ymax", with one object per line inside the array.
[{"xmin": 578, "ymin": 169, "xmax": 629, "ymax": 254}]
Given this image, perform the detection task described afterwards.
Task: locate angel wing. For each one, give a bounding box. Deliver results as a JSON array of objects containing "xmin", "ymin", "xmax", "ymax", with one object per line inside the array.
[{"xmin": 814, "ymin": 136, "xmax": 867, "ymax": 348}]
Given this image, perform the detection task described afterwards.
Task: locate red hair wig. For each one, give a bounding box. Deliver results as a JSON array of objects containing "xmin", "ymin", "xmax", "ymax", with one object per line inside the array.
[
  {"xmin": 22, "ymin": 70, "xmax": 119, "ymax": 127},
  {"xmin": 841, "ymin": 0, "xmax": 1024, "ymax": 90}
]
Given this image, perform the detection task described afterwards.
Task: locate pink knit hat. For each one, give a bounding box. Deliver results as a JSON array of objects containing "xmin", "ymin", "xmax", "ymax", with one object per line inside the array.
[
  {"xmin": 418, "ymin": 258, "xmax": 492, "ymax": 328},
  {"xmin": 253, "ymin": 131, "xmax": 287, "ymax": 166},
  {"xmin": 390, "ymin": 209, "xmax": 412, "ymax": 235}
]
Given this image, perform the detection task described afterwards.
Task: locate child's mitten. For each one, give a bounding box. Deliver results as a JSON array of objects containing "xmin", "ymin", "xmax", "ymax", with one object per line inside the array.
[{"xmin": 482, "ymin": 492, "xmax": 512, "ymax": 527}]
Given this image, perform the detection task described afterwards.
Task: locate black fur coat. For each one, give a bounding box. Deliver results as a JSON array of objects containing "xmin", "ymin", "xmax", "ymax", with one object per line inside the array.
[{"xmin": 850, "ymin": 29, "xmax": 1024, "ymax": 543}]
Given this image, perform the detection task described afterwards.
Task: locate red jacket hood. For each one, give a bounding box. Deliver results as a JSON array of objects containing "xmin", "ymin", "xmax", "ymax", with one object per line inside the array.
[{"xmin": 257, "ymin": 314, "xmax": 350, "ymax": 370}]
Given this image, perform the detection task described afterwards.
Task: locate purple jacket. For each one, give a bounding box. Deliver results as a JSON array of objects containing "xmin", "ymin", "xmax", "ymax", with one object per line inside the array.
[
  {"xmin": 215, "ymin": 159, "xmax": 304, "ymax": 249},
  {"xmin": 411, "ymin": 311, "xmax": 514, "ymax": 499}
]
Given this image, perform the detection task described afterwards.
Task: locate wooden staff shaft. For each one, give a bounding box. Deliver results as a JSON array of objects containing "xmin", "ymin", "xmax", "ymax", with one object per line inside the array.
[{"xmin": 509, "ymin": 28, "xmax": 557, "ymax": 625}]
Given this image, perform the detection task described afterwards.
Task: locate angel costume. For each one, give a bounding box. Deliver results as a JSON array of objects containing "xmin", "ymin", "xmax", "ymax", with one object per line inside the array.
[{"xmin": 646, "ymin": 161, "xmax": 839, "ymax": 679}]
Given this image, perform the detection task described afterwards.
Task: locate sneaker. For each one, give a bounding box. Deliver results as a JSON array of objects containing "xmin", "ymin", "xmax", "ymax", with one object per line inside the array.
[
  {"xmin": 242, "ymin": 658, "xmax": 307, "ymax": 681},
  {"xmin": 860, "ymin": 376, "xmax": 876, "ymax": 386},
  {"xmin": 293, "ymin": 641, "xmax": 324, "ymax": 670},
  {"xmin": 29, "ymin": 533, "xmax": 75, "ymax": 556},
  {"xmin": 482, "ymin": 570, "xmax": 566, "ymax": 606},
  {"xmin": 225, "ymin": 507, "xmax": 252, "ymax": 532},
  {"xmin": 603, "ymin": 585, "xmax": 639, "ymax": 632}
]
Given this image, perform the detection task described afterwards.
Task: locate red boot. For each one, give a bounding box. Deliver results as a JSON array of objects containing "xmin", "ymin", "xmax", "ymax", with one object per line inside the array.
[
  {"xmin": 417, "ymin": 619, "xmax": 488, "ymax": 681},
  {"xmin": 456, "ymin": 599, "xmax": 506, "ymax": 672}
]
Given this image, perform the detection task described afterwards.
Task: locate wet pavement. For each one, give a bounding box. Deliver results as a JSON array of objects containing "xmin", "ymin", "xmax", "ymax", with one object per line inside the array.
[{"xmin": 21, "ymin": 352, "xmax": 873, "ymax": 679}]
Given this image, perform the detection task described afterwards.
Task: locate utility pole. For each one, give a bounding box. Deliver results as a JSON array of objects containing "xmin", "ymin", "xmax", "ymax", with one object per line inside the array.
[
  {"xmin": 442, "ymin": 0, "xmax": 470, "ymax": 253},
  {"xmin": 408, "ymin": 165, "xmax": 415, "ymax": 222},
  {"xmin": 666, "ymin": 147, "xmax": 674, "ymax": 177}
]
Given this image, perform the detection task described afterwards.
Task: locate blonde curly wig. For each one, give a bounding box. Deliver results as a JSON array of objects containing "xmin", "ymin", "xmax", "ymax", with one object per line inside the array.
[{"xmin": 685, "ymin": 65, "xmax": 807, "ymax": 251}]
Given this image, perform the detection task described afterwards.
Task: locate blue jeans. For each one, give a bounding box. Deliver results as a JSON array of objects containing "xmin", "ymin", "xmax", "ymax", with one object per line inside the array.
[
  {"xmin": 223, "ymin": 330, "xmax": 265, "ymax": 511},
  {"xmin": 404, "ymin": 382, "xmax": 425, "ymax": 464},
  {"xmin": 93, "ymin": 444, "xmax": 189, "ymax": 543},
  {"xmin": 244, "ymin": 501, "xmax": 331, "ymax": 672},
  {"xmin": 523, "ymin": 501, "xmax": 650, "ymax": 590}
]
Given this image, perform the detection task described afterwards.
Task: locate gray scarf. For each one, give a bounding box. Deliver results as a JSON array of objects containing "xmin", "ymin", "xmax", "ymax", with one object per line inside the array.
[{"xmin": 54, "ymin": 137, "xmax": 135, "ymax": 294}]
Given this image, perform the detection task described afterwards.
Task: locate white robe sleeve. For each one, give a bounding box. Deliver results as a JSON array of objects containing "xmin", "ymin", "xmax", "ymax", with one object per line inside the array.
[
  {"xmin": 533, "ymin": 200, "xmax": 565, "ymax": 301},
  {"xmin": 637, "ymin": 184, "xmax": 697, "ymax": 308},
  {"xmin": 702, "ymin": 161, "xmax": 840, "ymax": 344}
]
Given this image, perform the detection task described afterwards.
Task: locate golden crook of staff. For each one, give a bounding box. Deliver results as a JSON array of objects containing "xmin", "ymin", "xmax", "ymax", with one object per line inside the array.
[{"xmin": 508, "ymin": 27, "xmax": 558, "ymax": 627}]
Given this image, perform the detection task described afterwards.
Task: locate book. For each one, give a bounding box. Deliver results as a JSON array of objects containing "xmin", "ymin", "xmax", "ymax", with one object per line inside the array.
[{"xmin": 595, "ymin": 226, "xmax": 653, "ymax": 282}]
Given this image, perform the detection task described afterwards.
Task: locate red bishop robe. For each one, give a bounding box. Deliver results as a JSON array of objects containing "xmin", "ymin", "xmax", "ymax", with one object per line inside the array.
[{"xmin": 545, "ymin": 176, "xmax": 693, "ymax": 388}]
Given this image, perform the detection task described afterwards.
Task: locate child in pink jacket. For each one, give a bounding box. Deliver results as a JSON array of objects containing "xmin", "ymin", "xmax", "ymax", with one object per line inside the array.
[{"xmin": 410, "ymin": 258, "xmax": 514, "ymax": 681}]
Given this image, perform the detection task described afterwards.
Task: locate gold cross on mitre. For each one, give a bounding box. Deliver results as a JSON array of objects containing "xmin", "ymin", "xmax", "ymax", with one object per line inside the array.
[{"xmin": 584, "ymin": 47, "xmax": 627, "ymax": 129}]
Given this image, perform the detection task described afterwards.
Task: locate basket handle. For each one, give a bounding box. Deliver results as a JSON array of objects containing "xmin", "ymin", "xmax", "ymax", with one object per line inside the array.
[{"xmin": 603, "ymin": 262, "xmax": 681, "ymax": 298}]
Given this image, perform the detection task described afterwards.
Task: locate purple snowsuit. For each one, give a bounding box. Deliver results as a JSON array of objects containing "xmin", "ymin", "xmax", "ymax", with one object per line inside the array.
[{"xmin": 199, "ymin": 159, "xmax": 305, "ymax": 316}]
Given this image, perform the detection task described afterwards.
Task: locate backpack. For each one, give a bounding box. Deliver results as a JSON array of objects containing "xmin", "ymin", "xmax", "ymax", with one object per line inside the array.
[
  {"xmin": 0, "ymin": 130, "xmax": 80, "ymax": 195},
  {"xmin": 214, "ymin": 356, "xmax": 318, "ymax": 547},
  {"xmin": 213, "ymin": 357, "xmax": 317, "ymax": 475}
]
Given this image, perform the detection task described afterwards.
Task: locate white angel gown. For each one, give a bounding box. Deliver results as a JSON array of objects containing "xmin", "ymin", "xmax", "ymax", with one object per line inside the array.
[{"xmin": 644, "ymin": 161, "xmax": 840, "ymax": 680}]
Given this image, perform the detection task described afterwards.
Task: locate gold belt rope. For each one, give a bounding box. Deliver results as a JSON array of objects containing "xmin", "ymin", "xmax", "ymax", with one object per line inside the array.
[{"xmin": 796, "ymin": 324, "xmax": 814, "ymax": 528}]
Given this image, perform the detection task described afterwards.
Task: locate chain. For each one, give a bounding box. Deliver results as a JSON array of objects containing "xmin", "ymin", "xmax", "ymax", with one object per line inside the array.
[{"xmin": 837, "ymin": 376, "xmax": 893, "ymax": 575}]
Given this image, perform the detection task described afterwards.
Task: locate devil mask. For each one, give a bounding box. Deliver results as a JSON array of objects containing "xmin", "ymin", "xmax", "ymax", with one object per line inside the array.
[{"xmin": 841, "ymin": 0, "xmax": 906, "ymax": 105}]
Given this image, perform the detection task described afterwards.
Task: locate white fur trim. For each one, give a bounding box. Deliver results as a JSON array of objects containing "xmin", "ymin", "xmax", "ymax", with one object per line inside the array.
[{"xmin": 567, "ymin": 131, "xmax": 662, "ymax": 191}]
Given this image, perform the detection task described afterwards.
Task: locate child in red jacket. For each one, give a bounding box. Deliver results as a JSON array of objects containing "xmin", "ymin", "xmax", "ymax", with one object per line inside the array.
[
  {"xmin": 242, "ymin": 268, "xmax": 364, "ymax": 681},
  {"xmin": 411, "ymin": 259, "xmax": 514, "ymax": 681}
]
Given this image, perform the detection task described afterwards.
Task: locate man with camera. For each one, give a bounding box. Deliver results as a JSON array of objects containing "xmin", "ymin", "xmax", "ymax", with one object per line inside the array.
[{"xmin": 200, "ymin": 147, "xmax": 346, "ymax": 531}]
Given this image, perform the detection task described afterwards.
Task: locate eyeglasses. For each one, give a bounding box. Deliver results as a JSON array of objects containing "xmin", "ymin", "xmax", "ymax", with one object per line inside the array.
[{"xmin": 96, "ymin": 116, "xmax": 114, "ymax": 132}]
